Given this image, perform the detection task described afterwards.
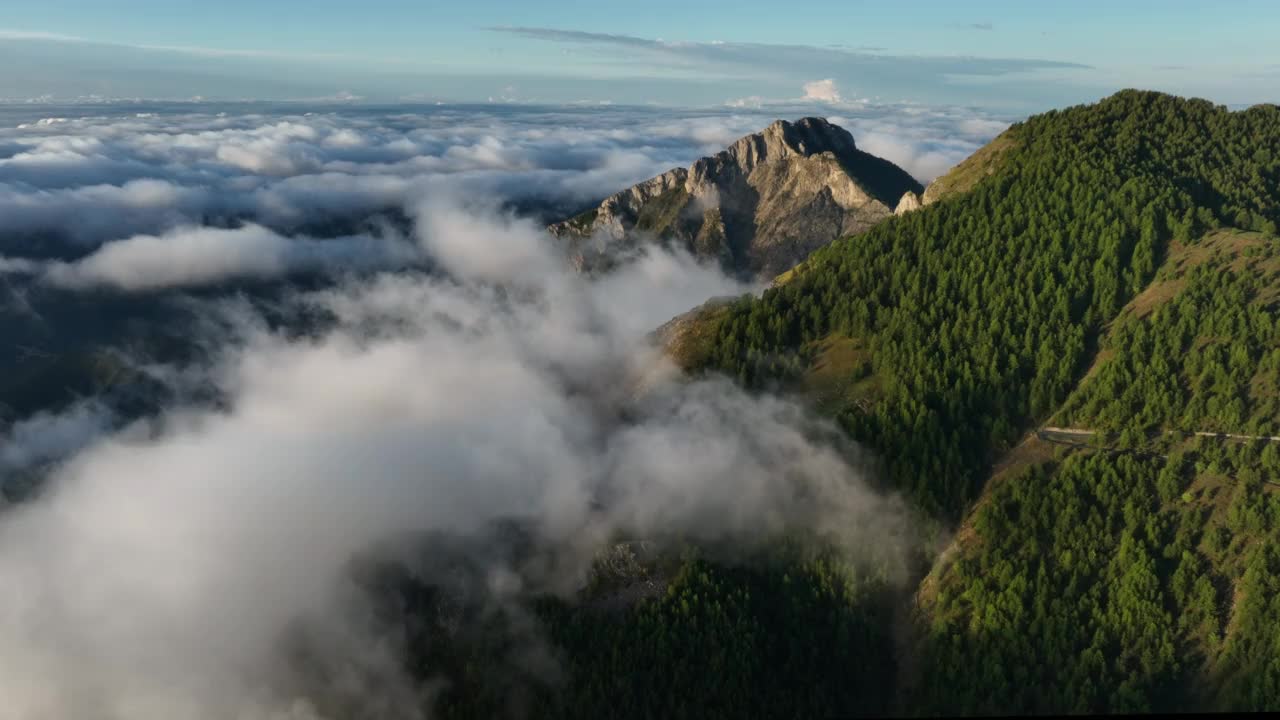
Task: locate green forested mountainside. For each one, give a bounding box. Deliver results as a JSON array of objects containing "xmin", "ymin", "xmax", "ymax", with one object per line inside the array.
[
  {"xmin": 913, "ymin": 220, "xmax": 1280, "ymax": 714},
  {"xmin": 535, "ymin": 554, "xmax": 897, "ymax": 720},
  {"xmin": 344, "ymin": 546, "xmax": 900, "ymax": 720},
  {"xmin": 918, "ymin": 442, "xmax": 1280, "ymax": 714},
  {"xmin": 405, "ymin": 90, "xmax": 1280, "ymax": 718},
  {"xmin": 686, "ymin": 89, "xmax": 1280, "ymax": 518},
  {"xmin": 1057, "ymin": 228, "xmax": 1280, "ymax": 438}
]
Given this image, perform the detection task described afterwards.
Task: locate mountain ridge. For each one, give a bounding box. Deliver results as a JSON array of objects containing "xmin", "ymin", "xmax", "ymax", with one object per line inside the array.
[{"xmin": 663, "ymin": 89, "xmax": 1280, "ymax": 714}]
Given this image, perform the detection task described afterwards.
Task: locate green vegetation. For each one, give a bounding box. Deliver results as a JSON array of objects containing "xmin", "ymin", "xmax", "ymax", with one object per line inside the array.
[
  {"xmin": 920, "ymin": 134, "xmax": 1018, "ymax": 204},
  {"xmin": 918, "ymin": 439, "xmax": 1280, "ymax": 713},
  {"xmin": 688, "ymin": 89, "xmax": 1280, "ymax": 518},
  {"xmin": 536, "ymin": 552, "xmax": 897, "ymax": 720},
  {"xmin": 634, "ymin": 186, "xmax": 690, "ymax": 236},
  {"xmin": 909, "ymin": 213, "xmax": 1280, "ymax": 715},
  {"xmin": 564, "ymin": 207, "xmax": 599, "ymax": 234},
  {"xmin": 1059, "ymin": 229, "xmax": 1280, "ymax": 438},
  {"xmin": 359, "ymin": 545, "xmax": 899, "ymax": 720}
]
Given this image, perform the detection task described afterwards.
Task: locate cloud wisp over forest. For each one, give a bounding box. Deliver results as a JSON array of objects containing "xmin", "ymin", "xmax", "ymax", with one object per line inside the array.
[
  {"xmin": 0, "ymin": 103, "xmax": 945, "ymax": 718},
  {"xmin": 0, "ymin": 198, "xmax": 920, "ymax": 720}
]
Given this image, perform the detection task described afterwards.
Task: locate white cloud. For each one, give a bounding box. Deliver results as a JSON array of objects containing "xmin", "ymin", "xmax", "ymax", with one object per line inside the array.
[
  {"xmin": 41, "ymin": 224, "xmax": 421, "ymax": 292},
  {"xmin": 0, "ymin": 401, "xmax": 114, "ymax": 472},
  {"xmin": 0, "ymin": 29, "xmax": 84, "ymax": 42},
  {"xmin": 0, "ymin": 256, "xmax": 41, "ymax": 274},
  {"xmin": 0, "ymin": 198, "xmax": 918, "ymax": 719},
  {"xmin": 803, "ymin": 78, "xmax": 843, "ymax": 103}
]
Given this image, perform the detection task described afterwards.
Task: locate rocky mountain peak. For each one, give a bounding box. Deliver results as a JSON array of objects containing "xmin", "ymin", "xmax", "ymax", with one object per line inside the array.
[
  {"xmin": 550, "ymin": 118, "xmax": 923, "ymax": 278},
  {"xmin": 715, "ymin": 117, "xmax": 859, "ymax": 170},
  {"xmin": 770, "ymin": 117, "xmax": 859, "ymax": 156}
]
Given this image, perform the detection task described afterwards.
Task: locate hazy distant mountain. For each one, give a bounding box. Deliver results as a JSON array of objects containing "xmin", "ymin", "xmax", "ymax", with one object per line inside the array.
[{"xmin": 549, "ymin": 117, "xmax": 923, "ymax": 277}]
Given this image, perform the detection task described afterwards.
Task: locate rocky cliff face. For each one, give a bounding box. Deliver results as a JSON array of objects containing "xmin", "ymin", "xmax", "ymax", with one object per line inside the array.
[{"xmin": 550, "ymin": 118, "xmax": 923, "ymax": 278}]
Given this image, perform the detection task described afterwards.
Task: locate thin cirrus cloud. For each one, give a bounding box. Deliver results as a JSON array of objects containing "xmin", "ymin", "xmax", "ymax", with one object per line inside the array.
[
  {"xmin": 488, "ymin": 25, "xmax": 1080, "ymax": 76},
  {"xmin": 0, "ymin": 24, "xmax": 1100, "ymax": 108},
  {"xmin": 487, "ymin": 25, "xmax": 1095, "ymax": 107}
]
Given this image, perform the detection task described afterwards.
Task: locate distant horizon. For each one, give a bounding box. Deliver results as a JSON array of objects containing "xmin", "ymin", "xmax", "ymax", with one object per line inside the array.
[
  {"xmin": 3, "ymin": 1, "xmax": 1277, "ymax": 111},
  {"xmin": 0, "ymin": 89, "xmax": 1268, "ymax": 129}
]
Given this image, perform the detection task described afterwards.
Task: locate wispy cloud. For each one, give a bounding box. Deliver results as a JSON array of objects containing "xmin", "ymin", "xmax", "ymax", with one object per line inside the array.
[
  {"xmin": 0, "ymin": 27, "xmax": 401, "ymax": 64},
  {"xmin": 486, "ymin": 25, "xmax": 1094, "ymax": 108},
  {"xmin": 488, "ymin": 26, "xmax": 661, "ymax": 49},
  {"xmin": 0, "ymin": 29, "xmax": 84, "ymax": 42},
  {"xmin": 487, "ymin": 25, "xmax": 1086, "ymax": 78}
]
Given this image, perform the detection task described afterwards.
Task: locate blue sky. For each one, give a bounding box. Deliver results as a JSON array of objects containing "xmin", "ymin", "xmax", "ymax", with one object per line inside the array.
[{"xmin": 2, "ymin": 0, "xmax": 1277, "ymax": 109}]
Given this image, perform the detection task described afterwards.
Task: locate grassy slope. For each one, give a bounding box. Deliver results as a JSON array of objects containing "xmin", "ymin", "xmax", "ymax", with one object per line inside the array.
[
  {"xmin": 634, "ymin": 186, "xmax": 690, "ymax": 236},
  {"xmin": 921, "ymin": 134, "xmax": 1019, "ymax": 205}
]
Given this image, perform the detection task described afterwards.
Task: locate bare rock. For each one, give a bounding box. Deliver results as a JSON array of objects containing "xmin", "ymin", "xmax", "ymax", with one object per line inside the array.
[
  {"xmin": 894, "ymin": 191, "xmax": 923, "ymax": 215},
  {"xmin": 550, "ymin": 117, "xmax": 923, "ymax": 278}
]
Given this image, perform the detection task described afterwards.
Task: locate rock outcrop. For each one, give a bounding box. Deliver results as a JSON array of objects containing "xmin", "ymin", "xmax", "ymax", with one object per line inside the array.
[
  {"xmin": 894, "ymin": 191, "xmax": 923, "ymax": 215},
  {"xmin": 550, "ymin": 117, "xmax": 923, "ymax": 277}
]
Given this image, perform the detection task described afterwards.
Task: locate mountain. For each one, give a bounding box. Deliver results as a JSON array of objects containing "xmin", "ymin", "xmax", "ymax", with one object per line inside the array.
[
  {"xmin": 663, "ymin": 89, "xmax": 1280, "ymax": 714},
  {"xmin": 371, "ymin": 89, "xmax": 1280, "ymax": 719},
  {"xmin": 549, "ymin": 117, "xmax": 923, "ymax": 277}
]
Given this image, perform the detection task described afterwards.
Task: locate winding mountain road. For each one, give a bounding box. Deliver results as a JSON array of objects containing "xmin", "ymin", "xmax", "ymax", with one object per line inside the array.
[{"xmin": 1040, "ymin": 427, "xmax": 1280, "ymax": 443}]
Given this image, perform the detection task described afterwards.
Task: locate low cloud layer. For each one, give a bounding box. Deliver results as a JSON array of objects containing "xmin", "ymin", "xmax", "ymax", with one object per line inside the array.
[
  {"xmin": 0, "ymin": 198, "xmax": 918, "ymax": 719},
  {"xmin": 37, "ymin": 224, "xmax": 420, "ymax": 291},
  {"xmin": 0, "ymin": 104, "xmax": 947, "ymax": 716},
  {"xmin": 0, "ymin": 101, "xmax": 1006, "ymax": 271}
]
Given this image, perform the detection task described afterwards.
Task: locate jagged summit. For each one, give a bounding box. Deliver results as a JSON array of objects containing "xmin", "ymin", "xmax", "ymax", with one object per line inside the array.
[
  {"xmin": 710, "ymin": 117, "xmax": 857, "ymax": 176},
  {"xmin": 549, "ymin": 117, "xmax": 923, "ymax": 277}
]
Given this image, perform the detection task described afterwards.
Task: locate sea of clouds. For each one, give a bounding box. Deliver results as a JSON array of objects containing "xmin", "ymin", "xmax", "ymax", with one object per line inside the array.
[
  {"xmin": 0, "ymin": 101, "xmax": 1005, "ymax": 291},
  {"xmin": 0, "ymin": 100, "xmax": 986, "ymax": 719}
]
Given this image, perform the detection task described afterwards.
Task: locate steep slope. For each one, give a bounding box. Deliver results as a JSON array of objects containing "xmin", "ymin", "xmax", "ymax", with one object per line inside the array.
[
  {"xmin": 1055, "ymin": 228, "xmax": 1280, "ymax": 437},
  {"xmin": 682, "ymin": 89, "xmax": 1280, "ymax": 518},
  {"xmin": 644, "ymin": 90, "xmax": 1280, "ymax": 716},
  {"xmin": 550, "ymin": 117, "xmax": 923, "ymax": 277},
  {"xmin": 915, "ymin": 229, "xmax": 1280, "ymax": 713},
  {"xmin": 408, "ymin": 90, "xmax": 1280, "ymax": 718},
  {"xmin": 918, "ymin": 133, "xmax": 1019, "ymax": 206}
]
